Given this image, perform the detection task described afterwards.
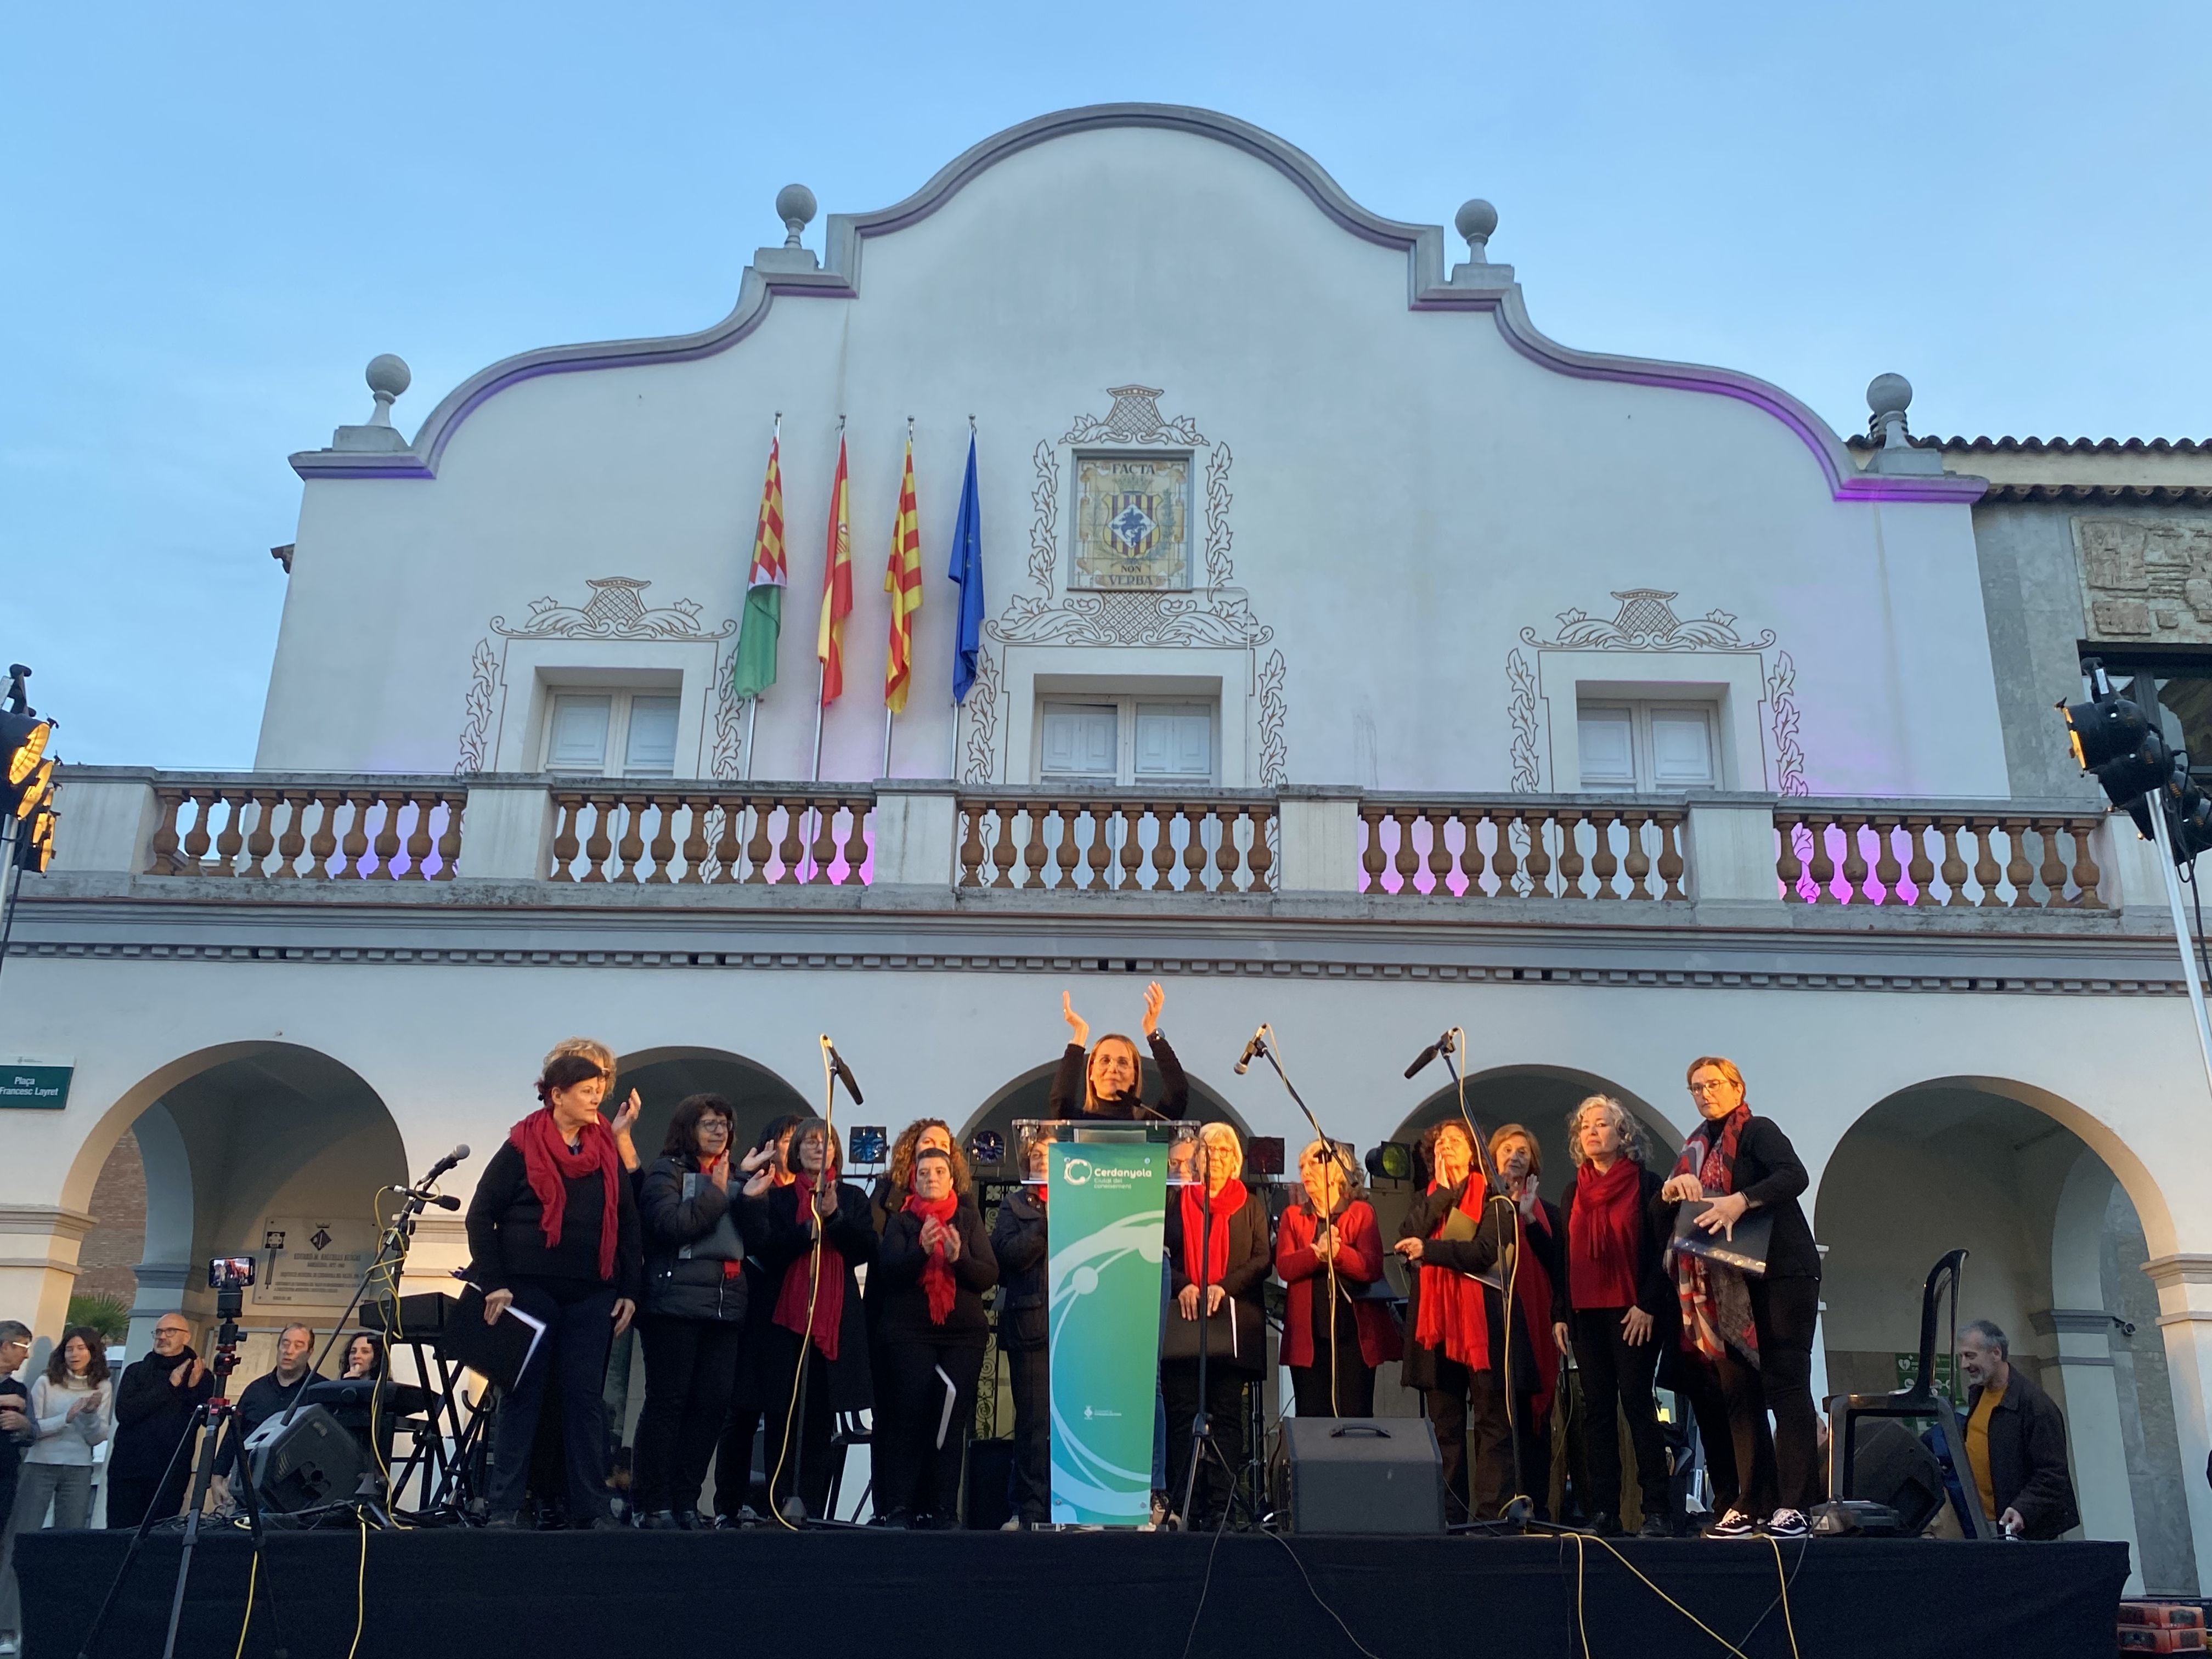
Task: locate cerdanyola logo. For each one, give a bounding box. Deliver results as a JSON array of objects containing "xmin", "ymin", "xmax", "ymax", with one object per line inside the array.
[{"xmin": 1062, "ymin": 1158, "xmax": 1093, "ymax": 1187}]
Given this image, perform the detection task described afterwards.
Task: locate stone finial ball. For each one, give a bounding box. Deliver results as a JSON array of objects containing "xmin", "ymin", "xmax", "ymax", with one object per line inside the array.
[
  {"xmin": 775, "ymin": 183, "xmax": 817, "ymax": 227},
  {"xmin": 1454, "ymin": 199, "xmax": 1499, "ymax": 244},
  {"xmin": 366, "ymin": 354, "xmax": 411, "ymax": 399},
  {"xmin": 1866, "ymin": 372, "xmax": 1913, "ymax": 416}
]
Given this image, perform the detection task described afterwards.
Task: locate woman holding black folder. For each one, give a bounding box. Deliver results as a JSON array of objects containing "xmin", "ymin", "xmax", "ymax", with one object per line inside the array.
[
  {"xmin": 1160, "ymin": 1121, "xmax": 1269, "ymax": 1530},
  {"xmin": 1656, "ymin": 1056, "xmax": 1821, "ymax": 1541}
]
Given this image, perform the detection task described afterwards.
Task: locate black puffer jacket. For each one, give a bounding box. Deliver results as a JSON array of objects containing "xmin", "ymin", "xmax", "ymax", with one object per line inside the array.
[
  {"xmin": 640, "ymin": 1155, "xmax": 770, "ymax": 1323},
  {"xmin": 874, "ymin": 1201, "xmax": 1000, "ymax": 1346},
  {"xmin": 990, "ymin": 1189, "xmax": 1049, "ymax": 1352}
]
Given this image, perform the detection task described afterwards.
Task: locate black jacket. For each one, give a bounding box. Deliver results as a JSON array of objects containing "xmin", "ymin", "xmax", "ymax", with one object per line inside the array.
[
  {"xmin": 111, "ymin": 1347, "xmax": 215, "ymax": 1481},
  {"xmin": 0, "ymin": 1373, "xmax": 28, "ymax": 1488},
  {"xmin": 639, "ymin": 1155, "xmax": 770, "ymax": 1324},
  {"xmin": 1395, "ymin": 1182, "xmax": 1568, "ymax": 1393},
  {"xmin": 1558, "ymin": 1162, "xmax": 1676, "ymax": 1318},
  {"xmin": 1654, "ymin": 1115, "xmax": 1821, "ymax": 1282},
  {"xmin": 758, "ymin": 1178, "xmax": 878, "ymax": 1412},
  {"xmin": 1968, "ymin": 1365, "xmax": 2080, "ymax": 1539},
  {"xmin": 1048, "ymin": 1031, "xmax": 1190, "ymax": 1120},
  {"xmin": 990, "ymin": 1189, "xmax": 1049, "ymax": 1352},
  {"xmin": 465, "ymin": 1138, "xmax": 645, "ymax": 1304},
  {"xmin": 874, "ymin": 1201, "xmax": 1000, "ymax": 1346},
  {"xmin": 1161, "ymin": 1186, "xmax": 1273, "ymax": 1373},
  {"xmin": 216, "ymin": 1365, "xmax": 321, "ymax": 1476}
]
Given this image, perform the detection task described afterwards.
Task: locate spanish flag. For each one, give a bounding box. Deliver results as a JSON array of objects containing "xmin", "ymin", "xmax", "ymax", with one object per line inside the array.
[
  {"xmin": 729, "ymin": 428, "xmax": 786, "ymax": 702},
  {"xmin": 816, "ymin": 432, "xmax": 853, "ymax": 705},
  {"xmin": 882, "ymin": 436, "xmax": 923, "ymax": 715}
]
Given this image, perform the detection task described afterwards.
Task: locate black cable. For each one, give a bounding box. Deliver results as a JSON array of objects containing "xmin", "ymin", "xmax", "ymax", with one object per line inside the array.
[
  {"xmin": 1263, "ymin": 1531, "xmax": 1386, "ymax": 1659},
  {"xmin": 1176, "ymin": 1492, "xmax": 1235, "ymax": 1659},
  {"xmin": 2185, "ymin": 857, "xmax": 2212, "ymax": 993}
]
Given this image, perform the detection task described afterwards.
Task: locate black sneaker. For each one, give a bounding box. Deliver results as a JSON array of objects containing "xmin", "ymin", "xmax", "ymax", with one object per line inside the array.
[
  {"xmin": 636, "ymin": 1510, "xmax": 682, "ymax": 1530},
  {"xmin": 1763, "ymin": 1508, "xmax": 1809, "ymax": 1540},
  {"xmin": 1587, "ymin": 1513, "xmax": 1623, "ymax": 1537},
  {"xmin": 1638, "ymin": 1513, "xmax": 1673, "ymax": 1539},
  {"xmin": 1702, "ymin": 1508, "xmax": 1758, "ymax": 1539},
  {"xmin": 483, "ymin": 1511, "xmax": 526, "ymax": 1531}
]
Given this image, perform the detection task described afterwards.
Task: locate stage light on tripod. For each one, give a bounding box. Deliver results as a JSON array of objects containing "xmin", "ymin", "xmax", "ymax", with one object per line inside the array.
[
  {"xmin": 16, "ymin": 803, "xmax": 54, "ymax": 872},
  {"xmin": 12, "ymin": 756, "xmax": 53, "ymax": 821},
  {"xmin": 1364, "ymin": 1142, "xmax": 1413, "ymax": 1183},
  {"xmin": 2057, "ymin": 690, "xmax": 2174, "ymax": 838}
]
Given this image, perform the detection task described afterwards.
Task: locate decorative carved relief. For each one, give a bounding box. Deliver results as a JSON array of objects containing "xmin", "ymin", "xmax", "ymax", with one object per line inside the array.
[
  {"xmin": 1059, "ymin": 385, "xmax": 1209, "ymax": 448},
  {"xmin": 961, "ymin": 647, "xmax": 1001, "ymax": 785},
  {"xmin": 710, "ymin": 661, "xmax": 745, "ymax": 781},
  {"xmin": 454, "ymin": 576, "xmax": 738, "ymax": 776},
  {"xmin": 992, "ymin": 589, "xmax": 1273, "ymax": 648},
  {"xmin": 1257, "ymin": 650, "xmax": 1288, "ymax": 788},
  {"xmin": 2076, "ymin": 517, "xmax": 2212, "ymax": 641},
  {"xmin": 1203, "ymin": 444, "xmax": 1235, "ymax": 588},
  {"xmin": 1509, "ymin": 588, "xmax": 1804, "ymax": 795},
  {"xmin": 1505, "ymin": 650, "xmax": 1542, "ymax": 793}
]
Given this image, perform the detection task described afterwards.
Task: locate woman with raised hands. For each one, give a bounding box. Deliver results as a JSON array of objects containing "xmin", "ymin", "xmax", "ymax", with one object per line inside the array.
[
  {"xmin": 1276, "ymin": 1139, "xmax": 1400, "ymax": 1418},
  {"xmin": 1049, "ymin": 981, "xmax": 1188, "ymax": 1122}
]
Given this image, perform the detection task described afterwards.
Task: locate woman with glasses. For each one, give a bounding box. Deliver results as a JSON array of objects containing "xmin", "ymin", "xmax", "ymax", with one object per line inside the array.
[
  {"xmin": 1276, "ymin": 1140, "xmax": 1399, "ymax": 1418},
  {"xmin": 1657, "ymin": 1056, "xmax": 1821, "ymax": 1541}
]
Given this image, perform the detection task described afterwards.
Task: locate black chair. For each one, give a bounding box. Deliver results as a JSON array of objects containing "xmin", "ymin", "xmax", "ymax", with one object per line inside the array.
[{"xmin": 1822, "ymin": 1248, "xmax": 1994, "ymax": 1538}]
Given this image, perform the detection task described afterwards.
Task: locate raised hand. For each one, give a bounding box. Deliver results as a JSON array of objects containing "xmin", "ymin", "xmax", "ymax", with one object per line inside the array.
[
  {"xmin": 607, "ymin": 1090, "xmax": 641, "ymax": 1137},
  {"xmin": 1141, "ymin": 981, "xmax": 1165, "ymax": 1037},
  {"xmin": 1062, "ymin": 991, "xmax": 1090, "ymax": 1049}
]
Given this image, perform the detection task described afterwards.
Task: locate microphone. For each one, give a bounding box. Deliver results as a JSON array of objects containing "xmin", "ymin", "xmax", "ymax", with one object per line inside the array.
[
  {"xmin": 821, "ymin": 1036, "xmax": 865, "ymax": 1105},
  {"xmin": 430, "ymin": 1194, "xmax": 461, "ymax": 1211},
  {"xmin": 1403, "ymin": 1031, "xmax": 1456, "ymax": 1080},
  {"xmin": 417, "ymin": 1145, "xmax": 470, "ymax": 1184},
  {"xmin": 1232, "ymin": 1027, "xmax": 1267, "ymax": 1076}
]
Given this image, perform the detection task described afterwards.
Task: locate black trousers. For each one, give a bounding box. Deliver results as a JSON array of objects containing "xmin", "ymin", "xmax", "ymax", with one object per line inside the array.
[
  {"xmin": 1161, "ymin": 1360, "xmax": 1250, "ymax": 1522},
  {"xmin": 879, "ymin": 1338, "xmax": 984, "ymax": 1522},
  {"xmin": 713, "ymin": 1406, "xmax": 760, "ymax": 1520},
  {"xmin": 1674, "ymin": 1276, "xmax": 1820, "ymax": 1520},
  {"xmin": 1572, "ymin": 1306, "xmax": 1670, "ymax": 1517},
  {"xmin": 634, "ymin": 1316, "xmax": 746, "ymax": 1515},
  {"xmin": 1006, "ymin": 1344, "xmax": 1051, "ymax": 1522},
  {"xmin": 1289, "ymin": 1297, "xmax": 1375, "ymax": 1417},
  {"xmin": 1423, "ymin": 1359, "xmax": 1521, "ymax": 1521},
  {"xmin": 106, "ymin": 1450, "xmax": 194, "ymax": 1533},
  {"xmin": 487, "ymin": 1278, "xmax": 617, "ymax": 1522},
  {"xmin": 758, "ymin": 1326, "xmax": 837, "ymax": 1519}
]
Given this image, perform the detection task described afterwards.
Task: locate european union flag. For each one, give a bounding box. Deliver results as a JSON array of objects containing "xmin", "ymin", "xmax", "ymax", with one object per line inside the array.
[{"xmin": 948, "ymin": 432, "xmax": 985, "ymax": 705}]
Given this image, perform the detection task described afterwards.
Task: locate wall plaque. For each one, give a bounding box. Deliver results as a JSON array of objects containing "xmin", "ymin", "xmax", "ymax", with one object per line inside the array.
[
  {"xmin": 2077, "ymin": 517, "xmax": 2212, "ymax": 642},
  {"xmin": 0, "ymin": 1064, "xmax": 70, "ymax": 1109},
  {"xmin": 1072, "ymin": 454, "xmax": 1193, "ymax": 591}
]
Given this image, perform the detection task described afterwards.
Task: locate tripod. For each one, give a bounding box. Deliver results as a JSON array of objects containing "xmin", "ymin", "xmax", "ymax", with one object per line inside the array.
[{"xmin": 74, "ymin": 1274, "xmax": 292, "ymax": 1659}]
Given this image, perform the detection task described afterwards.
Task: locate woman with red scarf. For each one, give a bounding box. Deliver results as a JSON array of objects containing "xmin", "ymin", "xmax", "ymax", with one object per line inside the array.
[
  {"xmin": 1393, "ymin": 1119, "xmax": 1564, "ymax": 1522},
  {"xmin": 871, "ymin": 1146, "xmax": 998, "ymax": 1526},
  {"xmin": 757, "ymin": 1118, "xmax": 877, "ymax": 1521},
  {"xmin": 1160, "ymin": 1122, "xmax": 1272, "ymax": 1529},
  {"xmin": 466, "ymin": 1051, "xmax": 644, "ymax": 1529},
  {"xmin": 1656, "ymin": 1056, "xmax": 1821, "ymax": 1541},
  {"xmin": 990, "ymin": 1129, "xmax": 1053, "ymax": 1527},
  {"xmin": 1560, "ymin": 1094, "xmax": 1675, "ymax": 1537},
  {"xmin": 1276, "ymin": 1140, "xmax": 1400, "ymax": 1417}
]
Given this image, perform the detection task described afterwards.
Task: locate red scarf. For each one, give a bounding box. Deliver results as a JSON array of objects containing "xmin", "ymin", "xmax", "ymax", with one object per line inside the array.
[
  {"xmin": 508, "ymin": 1109, "xmax": 620, "ymax": 1282},
  {"xmin": 772, "ymin": 1175, "xmax": 847, "ymax": 1359},
  {"xmin": 1671, "ymin": 1107, "xmax": 1758, "ymax": 1362},
  {"xmin": 1414, "ymin": 1175, "xmax": 1492, "ymax": 1372},
  {"xmin": 1515, "ymin": 1199, "xmax": 1560, "ymax": 1420},
  {"xmin": 1178, "ymin": 1178, "xmax": 1247, "ymax": 1288},
  {"xmin": 1569, "ymin": 1158, "xmax": 1643, "ymax": 1310},
  {"xmin": 903, "ymin": 1190, "xmax": 960, "ymax": 1324}
]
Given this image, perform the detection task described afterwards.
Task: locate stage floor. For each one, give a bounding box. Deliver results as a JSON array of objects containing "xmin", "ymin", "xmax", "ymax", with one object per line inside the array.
[{"xmin": 21, "ymin": 1526, "xmax": 2129, "ymax": 1659}]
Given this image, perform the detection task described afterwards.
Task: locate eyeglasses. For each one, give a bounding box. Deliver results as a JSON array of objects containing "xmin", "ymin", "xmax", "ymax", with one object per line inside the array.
[{"xmin": 1687, "ymin": 1080, "xmax": 1736, "ymax": 1095}]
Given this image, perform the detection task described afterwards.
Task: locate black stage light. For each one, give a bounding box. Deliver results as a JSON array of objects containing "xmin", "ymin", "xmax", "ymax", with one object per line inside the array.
[
  {"xmin": 847, "ymin": 1125, "xmax": 888, "ymax": 1167},
  {"xmin": 11, "ymin": 757, "xmax": 52, "ymax": 821},
  {"xmin": 2177, "ymin": 784, "xmax": 2212, "ymax": 866},
  {"xmin": 2058, "ymin": 690, "xmax": 2175, "ymax": 839},
  {"xmin": 1364, "ymin": 1142, "xmax": 1413, "ymax": 1183},
  {"xmin": 968, "ymin": 1128, "xmax": 1005, "ymax": 1170},
  {"xmin": 1246, "ymin": 1136, "xmax": 1285, "ymax": 1177}
]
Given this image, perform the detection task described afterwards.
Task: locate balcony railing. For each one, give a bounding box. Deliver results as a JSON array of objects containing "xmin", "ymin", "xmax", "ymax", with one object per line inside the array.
[
  {"xmin": 547, "ymin": 787, "xmax": 871, "ymax": 886},
  {"xmin": 149, "ymin": 780, "xmax": 464, "ymax": 880},
  {"xmin": 955, "ymin": 792, "xmax": 1274, "ymax": 894},
  {"xmin": 1359, "ymin": 800, "xmax": 1688, "ymax": 900},
  {"xmin": 1774, "ymin": 803, "xmax": 2107, "ymax": 909}
]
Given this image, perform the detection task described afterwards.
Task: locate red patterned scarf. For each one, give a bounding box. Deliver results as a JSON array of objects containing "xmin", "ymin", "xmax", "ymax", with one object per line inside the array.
[
  {"xmin": 1414, "ymin": 1176, "xmax": 1492, "ymax": 1372},
  {"xmin": 772, "ymin": 1175, "xmax": 847, "ymax": 1359},
  {"xmin": 1569, "ymin": 1157, "xmax": 1642, "ymax": 1311},
  {"xmin": 902, "ymin": 1190, "xmax": 960, "ymax": 1324},
  {"xmin": 1671, "ymin": 1108, "xmax": 1758, "ymax": 1363},
  {"xmin": 1178, "ymin": 1178, "xmax": 1247, "ymax": 1288},
  {"xmin": 507, "ymin": 1109, "xmax": 619, "ymax": 1282}
]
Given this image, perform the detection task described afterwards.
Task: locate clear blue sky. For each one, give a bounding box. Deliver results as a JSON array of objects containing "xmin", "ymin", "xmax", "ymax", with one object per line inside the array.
[{"xmin": 5, "ymin": 2, "xmax": 2207, "ymax": 769}]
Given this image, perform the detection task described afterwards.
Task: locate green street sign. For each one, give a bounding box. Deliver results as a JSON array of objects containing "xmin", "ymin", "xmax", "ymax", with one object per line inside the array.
[{"xmin": 0, "ymin": 1065, "xmax": 72, "ymax": 1109}]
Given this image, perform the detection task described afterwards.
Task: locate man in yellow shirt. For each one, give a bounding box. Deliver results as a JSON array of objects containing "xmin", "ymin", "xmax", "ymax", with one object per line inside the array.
[{"xmin": 1957, "ymin": 1321, "xmax": 2079, "ymax": 1540}]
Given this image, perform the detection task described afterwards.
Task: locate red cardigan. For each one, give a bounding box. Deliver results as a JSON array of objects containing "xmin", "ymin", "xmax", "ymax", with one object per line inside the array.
[{"xmin": 1275, "ymin": 1199, "xmax": 1403, "ymax": 1370}]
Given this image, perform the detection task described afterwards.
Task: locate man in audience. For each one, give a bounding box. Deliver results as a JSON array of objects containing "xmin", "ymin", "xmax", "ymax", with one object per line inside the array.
[
  {"xmin": 1957, "ymin": 1319, "xmax": 2078, "ymax": 1540},
  {"xmin": 211, "ymin": 1324, "xmax": 318, "ymax": 1511},
  {"xmin": 0, "ymin": 1320, "xmax": 35, "ymax": 1658},
  {"xmin": 109, "ymin": 1313, "xmax": 212, "ymax": 1529}
]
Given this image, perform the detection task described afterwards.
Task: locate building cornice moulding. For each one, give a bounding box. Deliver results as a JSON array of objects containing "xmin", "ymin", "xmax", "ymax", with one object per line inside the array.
[{"xmin": 288, "ymin": 104, "xmax": 1980, "ymax": 507}]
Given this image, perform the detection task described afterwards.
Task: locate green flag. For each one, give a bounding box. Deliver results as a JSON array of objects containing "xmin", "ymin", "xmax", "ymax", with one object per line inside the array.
[{"xmin": 730, "ymin": 434, "xmax": 786, "ymax": 700}]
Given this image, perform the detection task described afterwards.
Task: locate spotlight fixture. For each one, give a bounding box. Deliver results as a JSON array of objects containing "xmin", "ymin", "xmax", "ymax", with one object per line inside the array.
[{"xmin": 1364, "ymin": 1141, "xmax": 1413, "ymax": 1184}]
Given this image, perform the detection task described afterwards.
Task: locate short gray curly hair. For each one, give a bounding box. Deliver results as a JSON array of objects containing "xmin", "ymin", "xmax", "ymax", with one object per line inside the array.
[{"xmin": 1565, "ymin": 1094, "xmax": 1647, "ymax": 1168}]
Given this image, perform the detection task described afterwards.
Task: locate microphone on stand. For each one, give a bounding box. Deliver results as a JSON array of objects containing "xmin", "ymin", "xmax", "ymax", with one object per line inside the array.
[
  {"xmin": 406, "ymin": 1145, "xmax": 471, "ymax": 1193},
  {"xmin": 821, "ymin": 1036, "xmax": 865, "ymax": 1105},
  {"xmin": 1403, "ymin": 1031, "xmax": 1457, "ymax": 1080},
  {"xmin": 1231, "ymin": 1027, "xmax": 1267, "ymax": 1076}
]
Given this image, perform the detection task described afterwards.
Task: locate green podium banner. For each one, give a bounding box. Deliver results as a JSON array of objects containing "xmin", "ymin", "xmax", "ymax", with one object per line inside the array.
[{"xmin": 1047, "ymin": 1140, "xmax": 1166, "ymax": 1526}]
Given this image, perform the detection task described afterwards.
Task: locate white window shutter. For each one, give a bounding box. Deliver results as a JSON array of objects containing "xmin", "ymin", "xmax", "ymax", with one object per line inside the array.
[
  {"xmin": 546, "ymin": 696, "xmax": 613, "ymax": 774},
  {"xmin": 1041, "ymin": 703, "xmax": 1117, "ymax": 780},
  {"xmin": 1578, "ymin": 709, "xmax": 1637, "ymax": 788},
  {"xmin": 1649, "ymin": 708, "xmax": 1717, "ymax": 787},
  {"xmin": 623, "ymin": 696, "xmax": 681, "ymax": 777}
]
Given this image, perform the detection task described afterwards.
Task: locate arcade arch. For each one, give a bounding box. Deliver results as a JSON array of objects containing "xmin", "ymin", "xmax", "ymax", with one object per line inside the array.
[
  {"xmin": 610, "ymin": 1046, "xmax": 812, "ymax": 1165},
  {"xmin": 958, "ymin": 1056, "xmax": 1250, "ymax": 1181},
  {"xmin": 1816, "ymin": 1077, "xmax": 2195, "ymax": 1594}
]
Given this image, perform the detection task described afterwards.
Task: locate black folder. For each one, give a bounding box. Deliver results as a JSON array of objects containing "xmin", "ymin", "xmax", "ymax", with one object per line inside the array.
[
  {"xmin": 1669, "ymin": 1200, "xmax": 1774, "ymax": 1278},
  {"xmin": 438, "ymin": 1286, "xmax": 547, "ymax": 1392}
]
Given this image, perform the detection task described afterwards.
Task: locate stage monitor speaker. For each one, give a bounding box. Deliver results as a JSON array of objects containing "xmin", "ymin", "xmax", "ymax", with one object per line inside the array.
[
  {"xmin": 1848, "ymin": 1418, "xmax": 1945, "ymax": 1535},
  {"xmin": 1274, "ymin": 1418, "xmax": 1443, "ymax": 1534},
  {"xmin": 244, "ymin": 1403, "xmax": 367, "ymax": 1514}
]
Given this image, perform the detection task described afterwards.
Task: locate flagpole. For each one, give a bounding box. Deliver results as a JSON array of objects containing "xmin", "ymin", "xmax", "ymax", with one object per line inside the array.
[
  {"xmin": 881, "ymin": 707, "xmax": 894, "ymax": 780},
  {"xmin": 810, "ymin": 664, "xmax": 826, "ymax": 784},
  {"xmin": 744, "ymin": 699, "xmax": 758, "ymax": 782}
]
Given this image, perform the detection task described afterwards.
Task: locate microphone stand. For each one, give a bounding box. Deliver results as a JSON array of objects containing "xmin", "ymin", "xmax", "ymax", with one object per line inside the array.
[
  {"xmin": 1242, "ymin": 1025, "xmax": 1351, "ymax": 1419},
  {"xmin": 1173, "ymin": 1159, "xmax": 1220, "ymax": 1532},
  {"xmin": 780, "ymin": 1037, "xmax": 861, "ymax": 1528},
  {"xmin": 1428, "ymin": 1029, "xmax": 1534, "ymax": 1530}
]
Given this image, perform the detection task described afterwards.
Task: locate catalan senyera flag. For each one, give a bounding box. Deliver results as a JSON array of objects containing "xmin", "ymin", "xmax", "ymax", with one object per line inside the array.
[
  {"xmin": 882, "ymin": 437, "xmax": 923, "ymax": 714},
  {"xmin": 729, "ymin": 431, "xmax": 786, "ymax": 701},
  {"xmin": 815, "ymin": 433, "xmax": 854, "ymax": 704}
]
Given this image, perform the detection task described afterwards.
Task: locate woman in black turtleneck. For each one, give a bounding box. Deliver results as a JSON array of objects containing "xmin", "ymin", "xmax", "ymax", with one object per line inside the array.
[{"xmin": 1048, "ymin": 981, "xmax": 1188, "ymax": 1121}]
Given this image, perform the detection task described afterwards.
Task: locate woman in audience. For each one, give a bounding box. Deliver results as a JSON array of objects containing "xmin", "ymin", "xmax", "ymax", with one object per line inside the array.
[
  {"xmin": 1656, "ymin": 1056, "xmax": 1821, "ymax": 1541},
  {"xmin": 1276, "ymin": 1139, "xmax": 1398, "ymax": 1417},
  {"xmin": 1560, "ymin": 1094, "xmax": 1674, "ymax": 1537},
  {"xmin": 872, "ymin": 1146, "xmax": 998, "ymax": 1526},
  {"xmin": 1160, "ymin": 1121, "xmax": 1271, "ymax": 1529},
  {"xmin": 756, "ymin": 1118, "xmax": 876, "ymax": 1521},
  {"xmin": 13, "ymin": 1327, "xmax": 110, "ymax": 1533}
]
